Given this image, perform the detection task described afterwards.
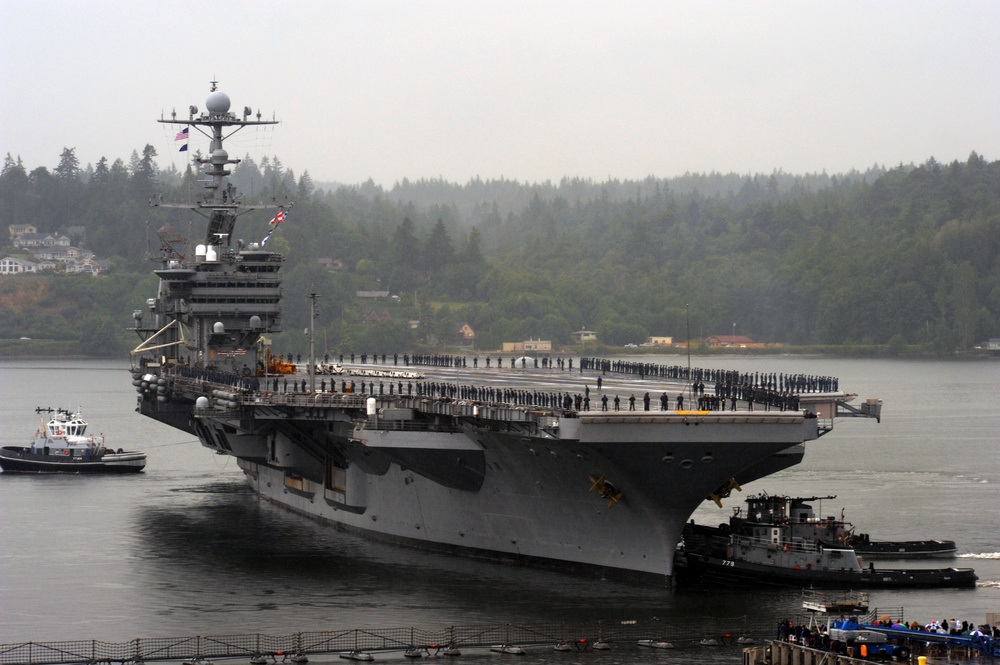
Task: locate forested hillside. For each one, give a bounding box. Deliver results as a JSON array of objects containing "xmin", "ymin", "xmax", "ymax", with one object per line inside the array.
[{"xmin": 1, "ymin": 148, "xmax": 998, "ymax": 356}]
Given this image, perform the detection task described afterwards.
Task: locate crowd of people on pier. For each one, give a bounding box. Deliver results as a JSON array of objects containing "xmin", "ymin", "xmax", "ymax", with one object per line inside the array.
[{"xmin": 777, "ymin": 616, "xmax": 998, "ymax": 655}]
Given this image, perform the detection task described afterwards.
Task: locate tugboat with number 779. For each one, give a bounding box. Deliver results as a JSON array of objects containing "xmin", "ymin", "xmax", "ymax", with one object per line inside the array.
[{"xmin": 676, "ymin": 493, "xmax": 976, "ymax": 588}]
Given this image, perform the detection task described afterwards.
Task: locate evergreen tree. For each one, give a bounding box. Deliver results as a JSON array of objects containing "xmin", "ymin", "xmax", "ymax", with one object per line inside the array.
[
  {"xmin": 130, "ymin": 144, "xmax": 158, "ymax": 198},
  {"xmin": 54, "ymin": 147, "xmax": 81, "ymax": 181},
  {"xmin": 298, "ymin": 170, "xmax": 314, "ymax": 200},
  {"xmin": 2, "ymin": 153, "xmax": 22, "ymax": 176},
  {"xmin": 92, "ymin": 157, "xmax": 110, "ymax": 185},
  {"xmin": 423, "ymin": 218, "xmax": 455, "ymax": 275},
  {"xmin": 0, "ymin": 154, "xmax": 29, "ymax": 228},
  {"xmin": 388, "ymin": 217, "xmax": 420, "ymax": 292}
]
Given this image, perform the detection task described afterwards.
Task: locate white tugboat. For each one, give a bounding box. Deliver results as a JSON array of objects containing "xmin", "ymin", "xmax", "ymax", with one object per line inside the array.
[{"xmin": 0, "ymin": 407, "xmax": 146, "ymax": 473}]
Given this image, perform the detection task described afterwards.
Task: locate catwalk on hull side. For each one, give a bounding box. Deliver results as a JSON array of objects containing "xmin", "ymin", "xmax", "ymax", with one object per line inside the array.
[{"xmin": 129, "ymin": 84, "xmax": 881, "ymax": 581}]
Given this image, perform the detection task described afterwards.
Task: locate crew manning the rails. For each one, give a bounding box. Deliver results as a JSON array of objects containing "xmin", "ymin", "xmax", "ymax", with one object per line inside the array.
[{"xmin": 149, "ymin": 354, "xmax": 832, "ymax": 416}]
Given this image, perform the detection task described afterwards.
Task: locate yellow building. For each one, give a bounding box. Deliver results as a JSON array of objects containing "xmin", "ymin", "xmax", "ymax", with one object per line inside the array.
[{"xmin": 502, "ymin": 338, "xmax": 552, "ymax": 352}]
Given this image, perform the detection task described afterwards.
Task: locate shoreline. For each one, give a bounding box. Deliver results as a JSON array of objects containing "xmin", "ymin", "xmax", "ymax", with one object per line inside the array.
[{"xmin": 2, "ymin": 346, "xmax": 997, "ymax": 361}]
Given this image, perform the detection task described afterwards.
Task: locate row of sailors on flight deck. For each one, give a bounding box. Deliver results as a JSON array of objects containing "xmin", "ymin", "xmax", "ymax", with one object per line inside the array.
[
  {"xmin": 159, "ymin": 354, "xmax": 826, "ymax": 412},
  {"xmin": 291, "ymin": 352, "xmax": 841, "ymax": 395},
  {"xmin": 254, "ymin": 374, "xmax": 802, "ymax": 414},
  {"xmin": 579, "ymin": 357, "xmax": 838, "ymax": 393}
]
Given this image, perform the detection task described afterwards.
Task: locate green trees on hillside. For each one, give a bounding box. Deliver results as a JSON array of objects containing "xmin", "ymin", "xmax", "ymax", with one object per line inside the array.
[{"xmin": 1, "ymin": 147, "xmax": 998, "ymax": 355}]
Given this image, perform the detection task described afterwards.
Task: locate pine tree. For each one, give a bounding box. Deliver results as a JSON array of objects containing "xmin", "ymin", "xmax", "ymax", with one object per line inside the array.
[
  {"xmin": 423, "ymin": 218, "xmax": 455, "ymax": 275},
  {"xmin": 298, "ymin": 170, "xmax": 314, "ymax": 200},
  {"xmin": 54, "ymin": 147, "xmax": 81, "ymax": 181}
]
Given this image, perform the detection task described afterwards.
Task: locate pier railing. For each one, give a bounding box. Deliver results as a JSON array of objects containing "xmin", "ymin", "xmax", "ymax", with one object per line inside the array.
[
  {"xmin": 743, "ymin": 641, "xmax": 875, "ymax": 665},
  {"xmin": 0, "ymin": 616, "xmax": 775, "ymax": 665}
]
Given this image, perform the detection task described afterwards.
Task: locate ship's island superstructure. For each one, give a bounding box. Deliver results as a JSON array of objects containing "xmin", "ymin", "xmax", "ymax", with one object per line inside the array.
[{"xmin": 130, "ymin": 84, "xmax": 882, "ymax": 581}]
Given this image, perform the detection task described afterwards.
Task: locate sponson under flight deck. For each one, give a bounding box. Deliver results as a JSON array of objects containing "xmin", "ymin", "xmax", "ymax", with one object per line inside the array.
[{"xmin": 129, "ymin": 83, "xmax": 882, "ymax": 581}]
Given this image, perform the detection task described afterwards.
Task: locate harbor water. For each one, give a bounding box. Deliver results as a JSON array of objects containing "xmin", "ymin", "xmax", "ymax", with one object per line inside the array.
[{"xmin": 1, "ymin": 356, "xmax": 998, "ymax": 663}]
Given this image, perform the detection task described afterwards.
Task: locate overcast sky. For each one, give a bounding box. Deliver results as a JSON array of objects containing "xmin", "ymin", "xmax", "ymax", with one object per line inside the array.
[{"xmin": 2, "ymin": 0, "xmax": 998, "ymax": 186}]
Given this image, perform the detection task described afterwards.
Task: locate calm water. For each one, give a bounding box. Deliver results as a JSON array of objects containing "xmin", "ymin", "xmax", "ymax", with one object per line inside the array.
[{"xmin": 1, "ymin": 357, "xmax": 998, "ymax": 660}]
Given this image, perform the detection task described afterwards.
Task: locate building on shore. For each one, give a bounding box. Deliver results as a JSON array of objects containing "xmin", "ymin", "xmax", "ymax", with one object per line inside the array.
[{"xmin": 502, "ymin": 338, "xmax": 551, "ymax": 353}]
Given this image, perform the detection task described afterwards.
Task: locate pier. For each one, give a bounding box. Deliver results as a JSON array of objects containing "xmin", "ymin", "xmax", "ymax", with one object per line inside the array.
[
  {"xmin": 744, "ymin": 638, "xmax": 1000, "ymax": 664},
  {"xmin": 0, "ymin": 616, "xmax": 772, "ymax": 665},
  {"xmin": 743, "ymin": 642, "xmax": 870, "ymax": 665}
]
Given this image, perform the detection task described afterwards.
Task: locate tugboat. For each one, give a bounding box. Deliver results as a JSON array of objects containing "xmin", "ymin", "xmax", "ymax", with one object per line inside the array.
[
  {"xmin": 738, "ymin": 494, "xmax": 956, "ymax": 558},
  {"xmin": 0, "ymin": 407, "xmax": 146, "ymax": 473},
  {"xmin": 677, "ymin": 493, "xmax": 976, "ymax": 588}
]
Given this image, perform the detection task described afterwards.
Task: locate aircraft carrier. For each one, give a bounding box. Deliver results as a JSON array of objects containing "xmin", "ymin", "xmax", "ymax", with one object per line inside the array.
[{"xmin": 130, "ymin": 84, "xmax": 882, "ymax": 582}]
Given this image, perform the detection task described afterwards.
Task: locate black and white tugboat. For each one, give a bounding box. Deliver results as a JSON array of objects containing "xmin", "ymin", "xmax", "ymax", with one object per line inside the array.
[
  {"xmin": 732, "ymin": 494, "xmax": 956, "ymax": 558},
  {"xmin": 677, "ymin": 493, "xmax": 975, "ymax": 588},
  {"xmin": 0, "ymin": 407, "xmax": 146, "ymax": 473}
]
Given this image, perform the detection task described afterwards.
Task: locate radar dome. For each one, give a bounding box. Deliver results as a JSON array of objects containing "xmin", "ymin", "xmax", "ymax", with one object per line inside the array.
[{"xmin": 206, "ymin": 90, "xmax": 231, "ymax": 114}]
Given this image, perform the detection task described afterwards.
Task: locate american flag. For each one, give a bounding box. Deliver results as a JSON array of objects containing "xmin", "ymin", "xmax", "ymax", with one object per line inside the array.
[
  {"xmin": 175, "ymin": 127, "xmax": 189, "ymax": 141},
  {"xmin": 268, "ymin": 207, "xmax": 286, "ymax": 225}
]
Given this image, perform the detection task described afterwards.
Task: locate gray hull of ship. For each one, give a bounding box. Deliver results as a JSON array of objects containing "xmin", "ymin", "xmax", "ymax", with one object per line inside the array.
[{"xmin": 194, "ymin": 407, "xmax": 815, "ymax": 579}]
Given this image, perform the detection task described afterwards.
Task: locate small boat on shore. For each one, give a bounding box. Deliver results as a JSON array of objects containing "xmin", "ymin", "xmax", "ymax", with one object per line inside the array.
[
  {"xmin": 0, "ymin": 407, "xmax": 146, "ymax": 474},
  {"xmin": 677, "ymin": 493, "xmax": 976, "ymax": 588}
]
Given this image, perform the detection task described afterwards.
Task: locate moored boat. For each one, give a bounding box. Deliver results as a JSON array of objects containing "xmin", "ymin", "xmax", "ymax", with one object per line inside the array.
[
  {"xmin": 849, "ymin": 533, "xmax": 957, "ymax": 558},
  {"xmin": 677, "ymin": 493, "xmax": 976, "ymax": 588},
  {"xmin": 0, "ymin": 407, "xmax": 146, "ymax": 474}
]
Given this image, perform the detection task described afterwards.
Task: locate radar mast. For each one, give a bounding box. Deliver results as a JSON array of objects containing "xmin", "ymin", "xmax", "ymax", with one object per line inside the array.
[{"xmin": 156, "ymin": 82, "xmax": 281, "ymax": 247}]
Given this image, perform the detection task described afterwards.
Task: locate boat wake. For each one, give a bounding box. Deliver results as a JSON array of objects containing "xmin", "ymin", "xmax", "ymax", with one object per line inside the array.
[
  {"xmin": 976, "ymin": 579, "xmax": 1000, "ymax": 588},
  {"xmin": 958, "ymin": 552, "xmax": 1000, "ymax": 559}
]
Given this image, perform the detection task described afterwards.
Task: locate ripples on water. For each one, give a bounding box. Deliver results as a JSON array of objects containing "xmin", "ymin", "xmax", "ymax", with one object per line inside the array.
[{"xmin": 1, "ymin": 358, "xmax": 998, "ymax": 661}]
